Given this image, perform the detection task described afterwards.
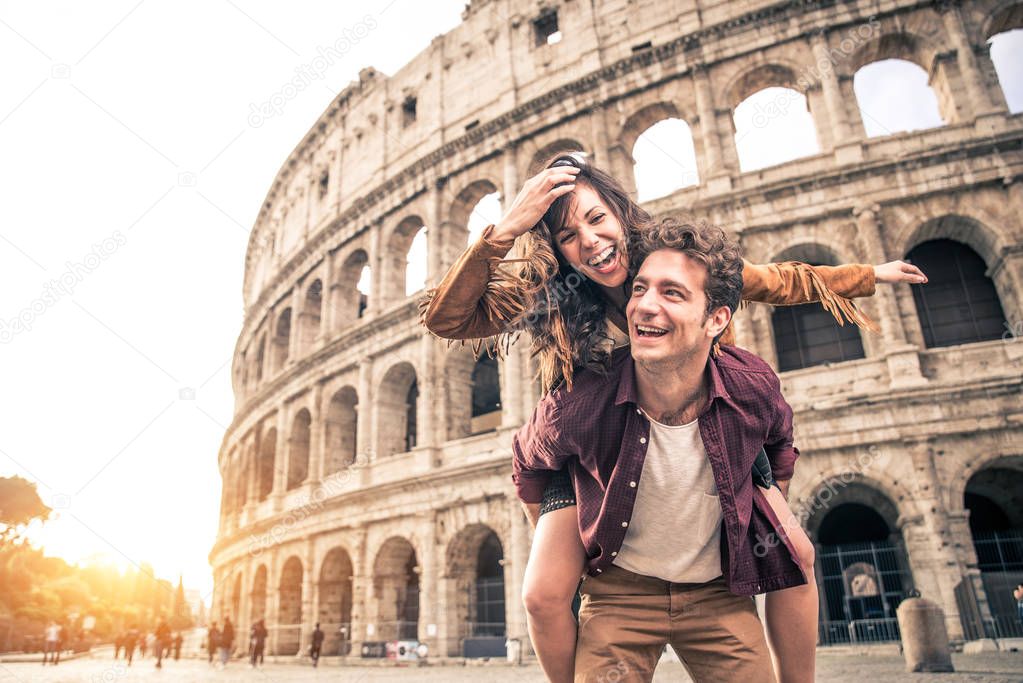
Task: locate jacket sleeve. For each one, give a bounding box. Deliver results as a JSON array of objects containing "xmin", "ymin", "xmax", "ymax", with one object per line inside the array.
[
  {"xmin": 740, "ymin": 259, "xmax": 879, "ymax": 332},
  {"xmin": 420, "ymin": 224, "xmax": 525, "ymax": 340}
]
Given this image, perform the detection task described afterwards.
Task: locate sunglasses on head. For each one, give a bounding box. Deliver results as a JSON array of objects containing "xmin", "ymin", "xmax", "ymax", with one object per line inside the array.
[{"xmin": 548, "ymin": 152, "xmax": 587, "ymax": 170}]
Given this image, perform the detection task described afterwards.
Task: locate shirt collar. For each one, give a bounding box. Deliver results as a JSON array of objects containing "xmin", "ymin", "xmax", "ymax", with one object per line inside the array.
[{"xmin": 615, "ymin": 348, "xmax": 734, "ymax": 408}]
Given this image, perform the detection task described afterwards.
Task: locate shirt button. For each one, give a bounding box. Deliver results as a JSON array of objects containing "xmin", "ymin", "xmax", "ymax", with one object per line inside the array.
[
  {"xmin": 636, "ymin": 409, "xmax": 641, "ymax": 414},
  {"xmin": 639, "ymin": 437, "xmax": 647, "ymax": 444},
  {"xmin": 611, "ymin": 551, "xmax": 618, "ymax": 557},
  {"xmin": 622, "ymin": 521, "xmax": 629, "ymax": 528},
  {"xmin": 596, "ymin": 568, "xmax": 602, "ymax": 573},
  {"xmin": 629, "ymin": 481, "xmax": 637, "ymax": 488}
]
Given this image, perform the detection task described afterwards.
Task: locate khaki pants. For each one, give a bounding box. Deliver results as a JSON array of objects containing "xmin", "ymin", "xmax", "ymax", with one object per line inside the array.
[{"xmin": 575, "ymin": 565, "xmax": 775, "ymax": 683}]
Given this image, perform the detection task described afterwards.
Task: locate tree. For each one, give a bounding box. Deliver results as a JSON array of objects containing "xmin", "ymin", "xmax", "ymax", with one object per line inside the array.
[{"xmin": 0, "ymin": 476, "xmax": 51, "ymax": 546}]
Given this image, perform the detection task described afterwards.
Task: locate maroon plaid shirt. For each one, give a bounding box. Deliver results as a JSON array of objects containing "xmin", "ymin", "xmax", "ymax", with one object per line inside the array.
[{"xmin": 512, "ymin": 345, "xmax": 806, "ymax": 595}]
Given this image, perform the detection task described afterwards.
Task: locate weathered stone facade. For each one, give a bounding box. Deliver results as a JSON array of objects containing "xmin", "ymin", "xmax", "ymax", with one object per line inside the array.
[{"xmin": 210, "ymin": 0, "xmax": 1023, "ymax": 658}]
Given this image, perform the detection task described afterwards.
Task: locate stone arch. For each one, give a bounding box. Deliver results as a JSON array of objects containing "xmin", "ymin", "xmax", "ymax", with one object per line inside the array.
[
  {"xmin": 523, "ymin": 137, "xmax": 589, "ymax": 177},
  {"xmin": 377, "ymin": 362, "xmax": 418, "ymax": 456},
  {"xmin": 803, "ymin": 478, "xmax": 914, "ymax": 641},
  {"xmin": 271, "ymin": 308, "xmax": 291, "ymax": 374},
  {"xmin": 324, "ymin": 386, "xmax": 358, "ymax": 475},
  {"xmin": 386, "ymin": 215, "xmax": 427, "ymax": 302},
  {"xmin": 620, "ymin": 102, "xmax": 700, "ymax": 201},
  {"xmin": 287, "ymin": 408, "xmax": 311, "ymax": 489},
  {"xmin": 298, "ymin": 278, "xmax": 322, "ymax": 353},
  {"xmin": 471, "ymin": 355, "xmax": 502, "ymax": 434},
  {"xmin": 961, "ymin": 456, "xmax": 1023, "ymax": 637},
  {"xmin": 723, "ymin": 62, "xmax": 803, "ymax": 110},
  {"xmin": 768, "ymin": 243, "xmax": 867, "ymax": 371},
  {"xmin": 333, "ymin": 248, "xmax": 370, "ymax": 330},
  {"xmin": 276, "ymin": 556, "xmax": 303, "ymax": 655},
  {"xmin": 984, "ymin": 0, "xmax": 1023, "ymax": 39},
  {"xmin": 318, "ymin": 547, "xmax": 355, "ymax": 654},
  {"xmin": 726, "ymin": 63, "xmax": 821, "ymax": 171},
  {"xmin": 848, "ymin": 31, "xmax": 952, "ymax": 129},
  {"xmin": 449, "ymin": 178, "xmax": 502, "ymax": 233},
  {"xmin": 985, "ymin": 5, "xmax": 1023, "ymax": 113},
  {"xmin": 250, "ymin": 564, "xmax": 268, "ymax": 623},
  {"xmin": 444, "ymin": 524, "xmax": 505, "ymax": 655},
  {"xmin": 899, "ymin": 213, "xmax": 1006, "ymax": 268},
  {"xmin": 258, "ymin": 425, "xmax": 276, "ymax": 500},
  {"xmin": 372, "ymin": 536, "xmax": 420, "ymax": 641}
]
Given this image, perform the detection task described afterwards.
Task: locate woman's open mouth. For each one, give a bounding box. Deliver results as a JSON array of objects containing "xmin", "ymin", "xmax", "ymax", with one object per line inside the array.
[{"xmin": 586, "ymin": 245, "xmax": 618, "ymax": 274}]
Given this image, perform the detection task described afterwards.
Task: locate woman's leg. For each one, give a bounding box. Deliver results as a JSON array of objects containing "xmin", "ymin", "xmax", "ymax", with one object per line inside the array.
[
  {"xmin": 521, "ymin": 505, "xmax": 587, "ymax": 683},
  {"xmin": 761, "ymin": 485, "xmax": 818, "ymax": 683}
]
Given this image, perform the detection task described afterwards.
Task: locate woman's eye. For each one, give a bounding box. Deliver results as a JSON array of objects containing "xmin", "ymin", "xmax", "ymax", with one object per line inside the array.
[
  {"xmin": 591, "ymin": 214, "xmax": 604, "ymax": 224},
  {"xmin": 558, "ymin": 232, "xmax": 574, "ymax": 244}
]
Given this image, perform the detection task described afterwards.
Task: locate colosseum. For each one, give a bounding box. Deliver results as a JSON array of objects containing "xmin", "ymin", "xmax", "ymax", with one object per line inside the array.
[{"xmin": 209, "ymin": 0, "xmax": 1023, "ymax": 660}]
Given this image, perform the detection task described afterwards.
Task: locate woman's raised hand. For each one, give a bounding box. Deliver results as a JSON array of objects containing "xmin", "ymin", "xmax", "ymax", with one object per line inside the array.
[
  {"xmin": 490, "ymin": 166, "xmax": 580, "ymax": 242},
  {"xmin": 874, "ymin": 260, "xmax": 928, "ymax": 285}
]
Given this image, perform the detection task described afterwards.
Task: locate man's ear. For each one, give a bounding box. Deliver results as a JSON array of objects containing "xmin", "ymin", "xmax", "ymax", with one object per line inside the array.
[{"xmin": 706, "ymin": 305, "xmax": 732, "ymax": 339}]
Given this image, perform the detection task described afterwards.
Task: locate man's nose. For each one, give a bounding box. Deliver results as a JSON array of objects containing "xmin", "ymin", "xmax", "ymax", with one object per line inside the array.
[{"xmin": 635, "ymin": 288, "xmax": 660, "ymax": 316}]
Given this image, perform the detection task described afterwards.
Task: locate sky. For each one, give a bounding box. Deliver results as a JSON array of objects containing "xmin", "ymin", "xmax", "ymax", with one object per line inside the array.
[{"xmin": 0, "ymin": 2, "xmax": 1019, "ymax": 604}]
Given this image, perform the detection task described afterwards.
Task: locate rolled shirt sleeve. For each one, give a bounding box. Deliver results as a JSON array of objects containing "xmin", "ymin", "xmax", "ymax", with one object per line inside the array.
[{"xmin": 763, "ymin": 370, "xmax": 799, "ymax": 482}]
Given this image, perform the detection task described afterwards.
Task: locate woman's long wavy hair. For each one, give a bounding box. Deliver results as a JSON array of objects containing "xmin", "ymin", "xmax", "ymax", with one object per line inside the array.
[{"xmin": 510, "ymin": 151, "xmax": 655, "ymax": 391}]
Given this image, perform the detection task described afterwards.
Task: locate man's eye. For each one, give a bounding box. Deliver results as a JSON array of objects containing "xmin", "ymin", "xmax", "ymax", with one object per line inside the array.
[
  {"xmin": 631, "ymin": 286, "xmax": 644, "ymax": 296},
  {"xmin": 666, "ymin": 289, "xmax": 683, "ymax": 298}
]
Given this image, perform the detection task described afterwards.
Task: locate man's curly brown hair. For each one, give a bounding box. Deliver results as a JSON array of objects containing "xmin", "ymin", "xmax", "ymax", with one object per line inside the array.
[{"xmin": 628, "ymin": 217, "xmax": 744, "ymax": 319}]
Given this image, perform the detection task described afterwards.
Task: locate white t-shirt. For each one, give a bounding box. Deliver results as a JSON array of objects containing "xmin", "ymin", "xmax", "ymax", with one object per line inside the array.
[{"xmin": 612, "ymin": 411, "xmax": 723, "ymax": 583}]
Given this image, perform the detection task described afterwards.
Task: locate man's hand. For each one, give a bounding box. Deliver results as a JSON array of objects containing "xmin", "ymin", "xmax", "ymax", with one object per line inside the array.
[{"xmin": 523, "ymin": 502, "xmax": 541, "ymax": 529}]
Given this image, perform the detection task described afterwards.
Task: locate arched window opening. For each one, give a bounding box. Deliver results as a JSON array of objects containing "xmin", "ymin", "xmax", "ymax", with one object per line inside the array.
[
  {"xmin": 733, "ymin": 87, "xmax": 819, "ymax": 171},
  {"xmin": 989, "ymin": 28, "xmax": 1023, "ymax": 113},
  {"xmin": 632, "ymin": 118, "xmax": 699, "ymax": 201},
  {"xmin": 405, "ymin": 227, "xmax": 428, "ymax": 297},
  {"xmin": 906, "ymin": 239, "xmax": 1007, "ymax": 348},
  {"xmin": 853, "ymin": 59, "xmax": 944, "ymax": 138},
  {"xmin": 470, "ymin": 356, "xmax": 501, "ymax": 434},
  {"xmin": 272, "ymin": 309, "xmax": 291, "ymax": 373},
  {"xmin": 287, "ymin": 409, "xmax": 311, "ymax": 489},
  {"xmin": 467, "ymin": 192, "xmax": 502, "ymax": 246}
]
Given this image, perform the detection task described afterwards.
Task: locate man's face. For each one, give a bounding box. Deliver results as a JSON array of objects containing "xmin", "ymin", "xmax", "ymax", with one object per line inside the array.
[{"xmin": 626, "ymin": 249, "xmax": 730, "ymax": 366}]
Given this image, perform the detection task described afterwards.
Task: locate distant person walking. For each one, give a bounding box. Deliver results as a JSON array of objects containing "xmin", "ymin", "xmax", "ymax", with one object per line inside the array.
[
  {"xmin": 1015, "ymin": 584, "xmax": 1023, "ymax": 631},
  {"xmin": 250, "ymin": 619, "xmax": 268, "ymax": 667},
  {"xmin": 124, "ymin": 627, "xmax": 139, "ymax": 666},
  {"xmin": 206, "ymin": 621, "xmax": 220, "ymax": 665},
  {"xmin": 219, "ymin": 617, "xmax": 235, "ymax": 667},
  {"xmin": 113, "ymin": 632, "xmax": 123, "ymax": 659},
  {"xmin": 42, "ymin": 621, "xmax": 60, "ymax": 665},
  {"xmin": 173, "ymin": 632, "xmax": 183, "ymax": 660},
  {"xmin": 153, "ymin": 619, "xmax": 171, "ymax": 669},
  {"xmin": 309, "ymin": 623, "xmax": 324, "ymax": 667}
]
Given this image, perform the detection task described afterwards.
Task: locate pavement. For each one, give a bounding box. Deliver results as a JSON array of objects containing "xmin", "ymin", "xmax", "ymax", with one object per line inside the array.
[{"xmin": 0, "ymin": 650, "xmax": 1021, "ymax": 682}]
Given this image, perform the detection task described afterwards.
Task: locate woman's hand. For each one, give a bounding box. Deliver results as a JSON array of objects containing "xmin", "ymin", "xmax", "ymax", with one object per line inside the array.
[
  {"xmin": 491, "ymin": 166, "xmax": 579, "ymax": 242},
  {"xmin": 874, "ymin": 260, "xmax": 928, "ymax": 285}
]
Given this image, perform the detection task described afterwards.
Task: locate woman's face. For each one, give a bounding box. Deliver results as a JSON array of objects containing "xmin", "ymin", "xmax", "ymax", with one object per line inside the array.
[{"xmin": 551, "ymin": 183, "xmax": 629, "ymax": 288}]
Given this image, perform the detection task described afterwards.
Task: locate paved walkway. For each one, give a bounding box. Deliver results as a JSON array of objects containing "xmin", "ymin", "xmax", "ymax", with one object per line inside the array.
[{"xmin": 1, "ymin": 651, "xmax": 1021, "ymax": 682}]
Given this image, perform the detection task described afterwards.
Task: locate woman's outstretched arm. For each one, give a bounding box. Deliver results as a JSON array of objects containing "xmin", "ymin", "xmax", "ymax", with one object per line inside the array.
[
  {"xmin": 420, "ymin": 225, "xmax": 520, "ymax": 340},
  {"xmin": 739, "ymin": 258, "xmax": 927, "ymax": 332}
]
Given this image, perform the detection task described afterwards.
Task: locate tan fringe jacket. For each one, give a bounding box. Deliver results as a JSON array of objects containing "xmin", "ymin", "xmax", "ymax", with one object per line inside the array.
[{"xmin": 423, "ymin": 224, "xmax": 878, "ymax": 348}]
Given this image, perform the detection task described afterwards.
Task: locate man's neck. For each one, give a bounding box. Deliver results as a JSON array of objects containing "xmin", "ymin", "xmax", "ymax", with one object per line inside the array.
[{"xmin": 634, "ymin": 348, "xmax": 711, "ymax": 426}]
